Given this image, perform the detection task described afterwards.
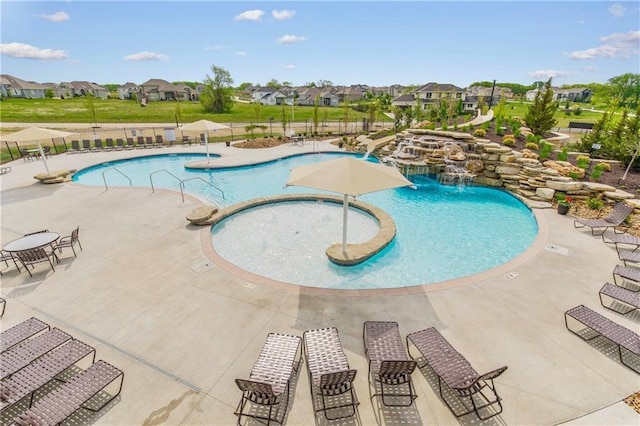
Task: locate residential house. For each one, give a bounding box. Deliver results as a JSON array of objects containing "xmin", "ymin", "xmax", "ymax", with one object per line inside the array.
[
  {"xmin": 58, "ymin": 81, "xmax": 110, "ymax": 99},
  {"xmin": 465, "ymin": 85, "xmax": 513, "ymax": 102},
  {"xmin": 372, "ymin": 84, "xmax": 404, "ymax": 97},
  {"xmin": 390, "ymin": 94, "xmax": 417, "ymax": 109},
  {"xmin": 391, "ymin": 82, "xmax": 466, "ymax": 110},
  {"xmin": 296, "ymin": 87, "xmax": 339, "ymax": 107},
  {"xmin": 251, "ymin": 87, "xmax": 277, "ymax": 104},
  {"xmin": 138, "ymin": 78, "xmax": 190, "ymax": 101},
  {"xmin": 259, "ymin": 90, "xmax": 288, "ymax": 106},
  {"xmin": 554, "ymin": 87, "xmax": 593, "ymax": 103},
  {"xmin": 117, "ymin": 82, "xmax": 139, "ymax": 100},
  {"xmin": 337, "ymin": 85, "xmax": 366, "ymax": 102},
  {"xmin": 0, "ymin": 74, "xmax": 48, "ymax": 99}
]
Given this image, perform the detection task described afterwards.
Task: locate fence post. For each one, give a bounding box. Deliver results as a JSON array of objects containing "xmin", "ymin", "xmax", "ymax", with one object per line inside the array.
[
  {"xmin": 14, "ymin": 142, "xmax": 24, "ymax": 160},
  {"xmin": 4, "ymin": 141, "xmax": 14, "ymax": 161},
  {"xmin": 52, "ymin": 140, "xmax": 60, "ymax": 154}
]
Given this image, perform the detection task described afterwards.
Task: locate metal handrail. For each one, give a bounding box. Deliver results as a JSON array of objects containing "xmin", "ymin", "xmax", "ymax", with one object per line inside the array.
[
  {"xmin": 102, "ymin": 167, "xmax": 132, "ymax": 190},
  {"xmin": 149, "ymin": 169, "xmax": 225, "ymax": 203}
]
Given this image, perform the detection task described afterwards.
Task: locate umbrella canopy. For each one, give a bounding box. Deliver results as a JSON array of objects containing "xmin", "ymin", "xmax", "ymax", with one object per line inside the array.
[
  {"xmin": 286, "ymin": 156, "xmax": 413, "ymax": 253},
  {"xmin": 2, "ymin": 127, "xmax": 76, "ymax": 175},
  {"xmin": 177, "ymin": 120, "xmax": 230, "ymax": 162}
]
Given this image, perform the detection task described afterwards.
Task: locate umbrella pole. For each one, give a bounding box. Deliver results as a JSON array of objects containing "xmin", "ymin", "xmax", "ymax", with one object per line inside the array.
[
  {"xmin": 342, "ymin": 194, "xmax": 348, "ymax": 254},
  {"xmin": 38, "ymin": 142, "xmax": 50, "ymax": 175},
  {"xmin": 205, "ymin": 131, "xmax": 210, "ymax": 163}
]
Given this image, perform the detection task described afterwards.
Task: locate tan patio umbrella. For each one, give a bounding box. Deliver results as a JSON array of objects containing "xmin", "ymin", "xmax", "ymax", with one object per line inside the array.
[
  {"xmin": 2, "ymin": 127, "xmax": 76, "ymax": 175},
  {"xmin": 177, "ymin": 119, "xmax": 230, "ymax": 162},
  {"xmin": 286, "ymin": 156, "xmax": 413, "ymax": 253}
]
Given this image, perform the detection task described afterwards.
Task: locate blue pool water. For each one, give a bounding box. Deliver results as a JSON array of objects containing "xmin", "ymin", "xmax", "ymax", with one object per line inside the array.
[{"xmin": 73, "ymin": 152, "xmax": 538, "ymax": 289}]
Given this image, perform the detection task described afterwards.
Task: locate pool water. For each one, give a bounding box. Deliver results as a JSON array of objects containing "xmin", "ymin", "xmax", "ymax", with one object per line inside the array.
[{"xmin": 73, "ymin": 152, "xmax": 539, "ymax": 289}]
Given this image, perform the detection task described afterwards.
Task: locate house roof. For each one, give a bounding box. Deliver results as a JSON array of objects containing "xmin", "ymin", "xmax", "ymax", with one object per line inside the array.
[
  {"xmin": 413, "ymin": 82, "xmax": 464, "ymax": 93},
  {"xmin": 68, "ymin": 81, "xmax": 108, "ymax": 91},
  {"xmin": 0, "ymin": 74, "xmax": 48, "ymax": 90},
  {"xmin": 391, "ymin": 94, "xmax": 415, "ymax": 103}
]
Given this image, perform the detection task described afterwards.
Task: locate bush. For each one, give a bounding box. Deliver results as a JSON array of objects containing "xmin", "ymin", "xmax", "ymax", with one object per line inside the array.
[
  {"xmin": 585, "ymin": 197, "xmax": 604, "ymax": 210},
  {"xmin": 441, "ymin": 123, "xmax": 448, "ymax": 131},
  {"xmin": 526, "ymin": 133, "xmax": 541, "ymax": 144},
  {"xmin": 502, "ymin": 135, "xmax": 515, "ymax": 146},
  {"xmin": 573, "ymin": 106, "xmax": 582, "ymax": 116},
  {"xmin": 525, "ymin": 142, "xmax": 539, "ymax": 150},
  {"xmin": 473, "ymin": 129, "xmax": 486, "ymax": 137},
  {"xmin": 594, "ymin": 162, "xmax": 611, "ymax": 172},
  {"xmin": 539, "ymin": 142, "xmax": 553, "ymax": 160},
  {"xmin": 569, "ymin": 171, "xmax": 581, "ymax": 180},
  {"xmin": 590, "ymin": 168, "xmax": 603, "ymax": 181},
  {"xmin": 557, "ymin": 147, "xmax": 568, "ymax": 161},
  {"xmin": 576, "ymin": 155, "xmax": 590, "ymax": 169}
]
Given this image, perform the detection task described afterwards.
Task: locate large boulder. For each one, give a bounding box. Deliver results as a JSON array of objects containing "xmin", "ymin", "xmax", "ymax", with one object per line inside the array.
[
  {"xmin": 187, "ymin": 205, "xmax": 219, "ymax": 225},
  {"xmin": 34, "ymin": 170, "xmax": 73, "ymax": 184}
]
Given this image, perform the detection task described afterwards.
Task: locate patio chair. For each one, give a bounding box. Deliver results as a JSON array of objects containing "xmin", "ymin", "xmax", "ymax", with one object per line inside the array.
[
  {"xmin": 602, "ymin": 230, "xmax": 640, "ymax": 251},
  {"xmin": 105, "ymin": 138, "xmax": 115, "ymax": 150},
  {"xmin": 181, "ymin": 135, "xmax": 191, "ymax": 146},
  {"xmin": 574, "ymin": 202, "xmax": 634, "ymax": 236},
  {"xmin": 56, "ymin": 226, "xmax": 82, "ymax": 258},
  {"xmin": 12, "ymin": 360, "xmax": 124, "ymax": 426},
  {"xmin": 154, "ymin": 135, "xmax": 164, "ymax": 147},
  {"xmin": 126, "ymin": 137, "xmax": 135, "ymax": 149},
  {"xmin": 136, "ymin": 136, "xmax": 145, "ymax": 148},
  {"xmin": 303, "ymin": 327, "xmax": 359, "ymax": 421},
  {"xmin": 93, "ymin": 139, "xmax": 103, "ymax": 151},
  {"xmin": 612, "ymin": 264, "xmax": 640, "ymax": 289},
  {"xmin": 407, "ymin": 327, "xmax": 508, "ymax": 421},
  {"xmin": 15, "ymin": 248, "xmax": 57, "ymax": 277},
  {"xmin": 599, "ymin": 282, "xmax": 640, "ymax": 315},
  {"xmin": 115, "ymin": 138, "xmax": 125, "ymax": 150},
  {"xmin": 42, "ymin": 146, "xmax": 51, "ymax": 158},
  {"xmin": 0, "ymin": 328, "xmax": 72, "ymax": 380},
  {"xmin": 0, "ymin": 339, "xmax": 96, "ymax": 413},
  {"xmin": 363, "ymin": 321, "xmax": 417, "ymax": 407},
  {"xmin": 68, "ymin": 140, "xmax": 81, "ymax": 154},
  {"xmin": 19, "ymin": 149, "xmax": 33, "ymax": 162},
  {"xmin": 235, "ymin": 333, "xmax": 302, "ymax": 425},
  {"xmin": 145, "ymin": 136, "xmax": 154, "ymax": 148},
  {"xmin": 0, "ymin": 166, "xmax": 11, "ymax": 174},
  {"xmin": 199, "ymin": 133, "xmax": 206, "ymax": 144},
  {"xmin": 565, "ymin": 305, "xmax": 640, "ymax": 374},
  {"xmin": 0, "ymin": 317, "xmax": 50, "ymax": 353},
  {"xmin": 82, "ymin": 139, "xmax": 92, "ymax": 152},
  {"xmin": 0, "ymin": 249, "xmax": 21, "ymax": 275}
]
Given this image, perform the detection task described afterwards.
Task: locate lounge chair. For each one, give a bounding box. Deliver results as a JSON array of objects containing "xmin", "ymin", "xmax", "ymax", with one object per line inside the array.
[
  {"xmin": 0, "ymin": 317, "xmax": 50, "ymax": 353},
  {"xmin": 105, "ymin": 138, "xmax": 115, "ymax": 150},
  {"xmin": 93, "ymin": 139, "xmax": 103, "ymax": 151},
  {"xmin": 602, "ymin": 230, "xmax": 640, "ymax": 251},
  {"xmin": 612, "ymin": 265, "xmax": 640, "ymax": 289},
  {"xmin": 303, "ymin": 327, "xmax": 359, "ymax": 421},
  {"xmin": 82, "ymin": 140, "xmax": 92, "ymax": 152},
  {"xmin": 617, "ymin": 248, "xmax": 640, "ymax": 267},
  {"xmin": 565, "ymin": 305, "xmax": 640, "ymax": 374},
  {"xmin": 0, "ymin": 250, "xmax": 21, "ymax": 275},
  {"xmin": 12, "ymin": 360, "xmax": 123, "ymax": 426},
  {"xmin": 235, "ymin": 333, "xmax": 301, "ymax": 425},
  {"xmin": 19, "ymin": 149, "xmax": 33, "ymax": 162},
  {"xmin": 574, "ymin": 202, "xmax": 634, "ymax": 235},
  {"xmin": 0, "ymin": 328, "xmax": 72, "ymax": 380},
  {"xmin": 14, "ymin": 248, "xmax": 57, "ymax": 277},
  {"xmin": 145, "ymin": 136, "xmax": 154, "ymax": 148},
  {"xmin": 0, "ymin": 166, "xmax": 11, "ymax": 174},
  {"xmin": 599, "ymin": 282, "xmax": 640, "ymax": 315},
  {"xmin": 0, "ymin": 339, "xmax": 96, "ymax": 413},
  {"xmin": 363, "ymin": 321, "xmax": 417, "ymax": 407},
  {"xmin": 406, "ymin": 327, "xmax": 508, "ymax": 421},
  {"xmin": 56, "ymin": 226, "xmax": 82, "ymax": 258},
  {"xmin": 136, "ymin": 136, "xmax": 145, "ymax": 148},
  {"xmin": 115, "ymin": 138, "xmax": 125, "ymax": 150},
  {"xmin": 154, "ymin": 135, "xmax": 164, "ymax": 148},
  {"xmin": 181, "ymin": 135, "xmax": 191, "ymax": 146},
  {"xmin": 126, "ymin": 137, "xmax": 135, "ymax": 149},
  {"xmin": 68, "ymin": 140, "xmax": 81, "ymax": 154}
]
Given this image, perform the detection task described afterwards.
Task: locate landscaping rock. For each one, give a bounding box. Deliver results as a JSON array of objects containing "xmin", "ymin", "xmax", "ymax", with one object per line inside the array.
[{"xmin": 187, "ymin": 205, "xmax": 219, "ymax": 225}]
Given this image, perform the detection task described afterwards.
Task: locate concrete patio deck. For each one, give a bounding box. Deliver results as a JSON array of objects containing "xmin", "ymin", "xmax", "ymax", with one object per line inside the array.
[{"xmin": 0, "ymin": 141, "xmax": 638, "ymax": 425}]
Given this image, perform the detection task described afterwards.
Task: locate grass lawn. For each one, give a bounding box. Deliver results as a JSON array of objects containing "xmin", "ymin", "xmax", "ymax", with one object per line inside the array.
[
  {"xmin": 502, "ymin": 101, "xmax": 603, "ymax": 128},
  {"xmin": 0, "ymin": 98, "xmax": 368, "ymax": 124}
]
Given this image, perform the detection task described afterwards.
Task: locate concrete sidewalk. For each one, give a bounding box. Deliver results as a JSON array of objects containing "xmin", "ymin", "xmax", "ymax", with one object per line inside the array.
[{"xmin": 0, "ymin": 143, "xmax": 638, "ymax": 425}]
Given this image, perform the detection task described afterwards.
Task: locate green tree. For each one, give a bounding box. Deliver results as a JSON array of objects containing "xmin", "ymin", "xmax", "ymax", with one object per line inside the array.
[
  {"xmin": 281, "ymin": 104, "xmax": 289, "ymax": 135},
  {"xmin": 174, "ymin": 100, "xmax": 184, "ymax": 125},
  {"xmin": 391, "ymin": 106, "xmax": 404, "ymax": 129},
  {"xmin": 200, "ymin": 65, "xmax": 234, "ymax": 113},
  {"xmin": 252, "ymin": 102, "xmax": 262, "ymax": 123},
  {"xmin": 577, "ymin": 111, "xmax": 610, "ymax": 153},
  {"xmin": 608, "ymin": 73, "xmax": 640, "ymax": 109},
  {"xmin": 266, "ymin": 79, "xmax": 281, "ymax": 89},
  {"xmin": 413, "ymin": 98, "xmax": 423, "ymax": 124},
  {"xmin": 83, "ymin": 94, "xmax": 98, "ymax": 127},
  {"xmin": 342, "ymin": 101, "xmax": 351, "ymax": 133},
  {"xmin": 237, "ymin": 82, "xmax": 253, "ymax": 91},
  {"xmin": 524, "ymin": 78, "xmax": 558, "ymax": 136},
  {"xmin": 44, "ymin": 88, "xmax": 54, "ymax": 98},
  {"xmin": 367, "ymin": 100, "xmax": 379, "ymax": 130}
]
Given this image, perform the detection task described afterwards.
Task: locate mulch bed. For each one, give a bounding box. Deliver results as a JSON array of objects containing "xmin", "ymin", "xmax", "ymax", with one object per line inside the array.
[{"xmin": 625, "ymin": 392, "xmax": 640, "ymax": 414}]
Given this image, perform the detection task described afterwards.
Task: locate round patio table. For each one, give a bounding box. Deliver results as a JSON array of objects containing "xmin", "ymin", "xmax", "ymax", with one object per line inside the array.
[{"xmin": 3, "ymin": 232, "xmax": 60, "ymax": 252}]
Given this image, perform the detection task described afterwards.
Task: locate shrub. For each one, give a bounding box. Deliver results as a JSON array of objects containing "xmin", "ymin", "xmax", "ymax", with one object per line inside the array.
[
  {"xmin": 585, "ymin": 197, "xmax": 604, "ymax": 210},
  {"xmin": 576, "ymin": 155, "xmax": 590, "ymax": 169},
  {"xmin": 441, "ymin": 123, "xmax": 448, "ymax": 131},
  {"xmin": 590, "ymin": 168, "xmax": 603, "ymax": 180},
  {"xmin": 525, "ymin": 142, "xmax": 539, "ymax": 150},
  {"xmin": 526, "ymin": 133, "xmax": 541, "ymax": 144},
  {"xmin": 569, "ymin": 171, "xmax": 581, "ymax": 180},
  {"xmin": 594, "ymin": 162, "xmax": 611, "ymax": 172},
  {"xmin": 453, "ymin": 124, "xmax": 458, "ymax": 131},
  {"xmin": 539, "ymin": 142, "xmax": 553, "ymax": 160},
  {"xmin": 557, "ymin": 147, "xmax": 568, "ymax": 161},
  {"xmin": 473, "ymin": 129, "xmax": 486, "ymax": 137},
  {"xmin": 496, "ymin": 127, "xmax": 505, "ymax": 136},
  {"xmin": 573, "ymin": 106, "xmax": 582, "ymax": 116},
  {"xmin": 502, "ymin": 135, "xmax": 515, "ymax": 146}
]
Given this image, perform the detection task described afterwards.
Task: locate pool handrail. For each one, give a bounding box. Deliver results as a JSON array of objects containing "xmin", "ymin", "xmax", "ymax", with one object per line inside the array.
[
  {"xmin": 102, "ymin": 167, "xmax": 133, "ymax": 190},
  {"xmin": 149, "ymin": 169, "xmax": 225, "ymax": 203}
]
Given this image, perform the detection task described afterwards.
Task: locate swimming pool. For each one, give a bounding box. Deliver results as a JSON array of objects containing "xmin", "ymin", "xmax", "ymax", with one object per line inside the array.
[{"xmin": 73, "ymin": 152, "xmax": 539, "ymax": 289}]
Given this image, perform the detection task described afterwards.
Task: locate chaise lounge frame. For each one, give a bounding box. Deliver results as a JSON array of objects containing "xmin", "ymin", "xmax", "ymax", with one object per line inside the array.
[
  {"xmin": 303, "ymin": 327, "xmax": 359, "ymax": 421},
  {"xmin": 363, "ymin": 321, "xmax": 417, "ymax": 407},
  {"xmin": 406, "ymin": 327, "xmax": 508, "ymax": 421},
  {"xmin": 564, "ymin": 305, "xmax": 640, "ymax": 374},
  {"xmin": 234, "ymin": 333, "xmax": 301, "ymax": 426},
  {"xmin": 599, "ymin": 283, "xmax": 640, "ymax": 315},
  {"xmin": 573, "ymin": 201, "xmax": 634, "ymax": 236},
  {"xmin": 0, "ymin": 317, "xmax": 50, "ymax": 354}
]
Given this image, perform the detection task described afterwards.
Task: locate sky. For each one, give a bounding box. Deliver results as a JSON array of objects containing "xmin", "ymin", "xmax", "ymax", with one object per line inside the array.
[{"xmin": 0, "ymin": 1, "xmax": 638, "ymax": 88}]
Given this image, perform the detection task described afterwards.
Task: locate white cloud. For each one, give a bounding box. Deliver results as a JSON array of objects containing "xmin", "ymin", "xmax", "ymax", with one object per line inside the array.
[
  {"xmin": 608, "ymin": 3, "xmax": 626, "ymax": 17},
  {"xmin": 235, "ymin": 51, "xmax": 247, "ymax": 56},
  {"xmin": 0, "ymin": 42, "xmax": 68, "ymax": 60},
  {"xmin": 582, "ymin": 66, "xmax": 598, "ymax": 73},
  {"xmin": 272, "ymin": 10, "xmax": 295, "ymax": 21},
  {"xmin": 569, "ymin": 30, "xmax": 639, "ymax": 59},
  {"xmin": 277, "ymin": 34, "xmax": 306, "ymax": 44},
  {"xmin": 281, "ymin": 64, "xmax": 296, "ymax": 69},
  {"xmin": 529, "ymin": 70, "xmax": 574, "ymax": 79},
  {"xmin": 123, "ymin": 51, "xmax": 169, "ymax": 61},
  {"xmin": 205, "ymin": 45, "xmax": 228, "ymax": 51},
  {"xmin": 39, "ymin": 11, "xmax": 70, "ymax": 22},
  {"xmin": 234, "ymin": 10, "xmax": 264, "ymax": 22}
]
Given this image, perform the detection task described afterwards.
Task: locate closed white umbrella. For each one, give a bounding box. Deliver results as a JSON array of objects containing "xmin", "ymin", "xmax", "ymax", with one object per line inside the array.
[
  {"xmin": 286, "ymin": 156, "xmax": 413, "ymax": 253},
  {"xmin": 2, "ymin": 127, "xmax": 76, "ymax": 175},
  {"xmin": 177, "ymin": 120, "xmax": 230, "ymax": 162}
]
